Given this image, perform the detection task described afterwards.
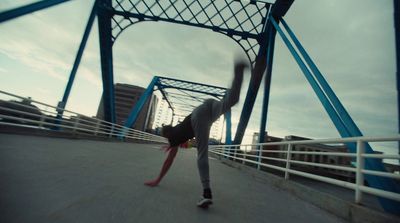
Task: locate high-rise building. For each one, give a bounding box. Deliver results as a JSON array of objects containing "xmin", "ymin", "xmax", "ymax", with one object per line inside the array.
[{"xmin": 97, "ymin": 83, "xmax": 158, "ymax": 131}]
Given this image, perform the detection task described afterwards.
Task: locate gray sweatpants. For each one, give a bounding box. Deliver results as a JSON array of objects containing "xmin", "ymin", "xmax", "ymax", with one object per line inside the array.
[{"xmin": 190, "ymin": 72, "xmax": 244, "ymax": 189}]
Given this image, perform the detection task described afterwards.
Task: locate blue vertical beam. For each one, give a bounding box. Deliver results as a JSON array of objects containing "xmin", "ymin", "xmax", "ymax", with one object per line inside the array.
[
  {"xmin": 258, "ymin": 25, "xmax": 277, "ymax": 144},
  {"xmin": 225, "ymin": 109, "xmax": 232, "ymax": 145},
  {"xmin": 124, "ymin": 76, "xmax": 158, "ymax": 130},
  {"xmin": 233, "ymin": 40, "xmax": 268, "ymax": 145},
  {"xmin": 233, "ymin": 0, "xmax": 294, "ymax": 144},
  {"xmin": 272, "ymin": 16, "xmax": 400, "ymax": 214},
  {"xmin": 0, "ymin": 0, "xmax": 70, "ymax": 23},
  {"xmin": 395, "ymin": 0, "xmax": 400, "ymax": 155},
  {"xmin": 97, "ymin": 0, "xmax": 115, "ymax": 123},
  {"xmin": 56, "ymin": 0, "xmax": 98, "ymax": 119}
]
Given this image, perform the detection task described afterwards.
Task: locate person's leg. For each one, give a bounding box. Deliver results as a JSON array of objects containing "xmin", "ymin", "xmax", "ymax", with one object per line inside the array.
[
  {"xmin": 210, "ymin": 65, "xmax": 245, "ymax": 121},
  {"xmin": 191, "ymin": 101, "xmax": 213, "ymax": 190},
  {"xmin": 195, "ymin": 124, "xmax": 211, "ymax": 190},
  {"xmin": 191, "ymin": 100, "xmax": 213, "ymax": 206},
  {"xmin": 194, "ymin": 123, "xmax": 213, "ymax": 208}
]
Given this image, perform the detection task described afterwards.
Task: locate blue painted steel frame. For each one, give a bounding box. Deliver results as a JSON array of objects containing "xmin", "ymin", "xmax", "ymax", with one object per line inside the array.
[
  {"xmin": 225, "ymin": 110, "xmax": 232, "ymax": 145},
  {"xmin": 156, "ymin": 76, "xmax": 226, "ymax": 99},
  {"xmin": 271, "ymin": 16, "xmax": 400, "ymax": 214},
  {"xmin": 258, "ymin": 24, "xmax": 277, "ymax": 144},
  {"xmin": 56, "ymin": 0, "xmax": 98, "ymax": 120},
  {"xmin": 233, "ymin": 39, "xmax": 268, "ymax": 144},
  {"xmin": 395, "ymin": 0, "xmax": 400, "ymax": 155},
  {"xmin": 0, "ymin": 0, "xmax": 293, "ymax": 144},
  {"xmin": 123, "ymin": 76, "xmax": 158, "ymax": 130},
  {"xmin": 257, "ymin": 22, "xmax": 277, "ymax": 164},
  {"xmin": 110, "ymin": 0, "xmax": 273, "ymax": 66},
  {"xmin": 122, "ymin": 76, "xmax": 232, "ymax": 144},
  {"xmin": 0, "ymin": 0, "xmax": 70, "ymax": 23},
  {"xmin": 97, "ymin": 0, "xmax": 116, "ymax": 124},
  {"xmin": 233, "ymin": 0, "xmax": 294, "ymax": 144},
  {"xmin": 112, "ymin": 10, "xmax": 259, "ymax": 40}
]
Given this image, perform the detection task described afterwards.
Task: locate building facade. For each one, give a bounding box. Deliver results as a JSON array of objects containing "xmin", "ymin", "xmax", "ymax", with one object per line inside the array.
[
  {"xmin": 97, "ymin": 83, "xmax": 158, "ymax": 131},
  {"xmin": 251, "ymin": 132, "xmax": 354, "ymax": 181}
]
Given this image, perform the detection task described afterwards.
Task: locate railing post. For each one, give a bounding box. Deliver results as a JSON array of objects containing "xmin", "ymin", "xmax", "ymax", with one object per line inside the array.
[
  {"xmin": 257, "ymin": 145, "xmax": 262, "ymax": 170},
  {"xmin": 242, "ymin": 145, "xmax": 247, "ymax": 164},
  {"xmin": 72, "ymin": 116, "xmax": 80, "ymax": 133},
  {"xmin": 234, "ymin": 146, "xmax": 238, "ymax": 161},
  {"xmin": 108, "ymin": 124, "xmax": 115, "ymax": 138},
  {"xmin": 38, "ymin": 115, "xmax": 45, "ymax": 128},
  {"xmin": 355, "ymin": 139, "xmax": 365, "ymax": 203},
  {"xmin": 226, "ymin": 146, "xmax": 231, "ymax": 159},
  {"xmin": 285, "ymin": 143, "xmax": 292, "ymax": 180},
  {"xmin": 94, "ymin": 119, "xmax": 100, "ymax": 136}
]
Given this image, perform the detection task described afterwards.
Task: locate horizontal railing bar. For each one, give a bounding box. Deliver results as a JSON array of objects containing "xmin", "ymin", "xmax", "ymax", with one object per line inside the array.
[
  {"xmin": 209, "ymin": 135, "xmax": 400, "ymax": 148},
  {"xmin": 288, "ymin": 159, "xmax": 356, "ymax": 172},
  {"xmin": 0, "ymin": 101, "xmax": 58, "ymax": 116},
  {"xmin": 210, "ymin": 150, "xmax": 358, "ymax": 190},
  {"xmin": 0, "ymin": 90, "xmax": 83, "ymax": 116},
  {"xmin": 362, "ymin": 154, "xmax": 400, "ymax": 159},
  {"xmin": 210, "ymin": 149, "xmax": 357, "ymax": 173},
  {"xmin": 210, "ymin": 147, "xmax": 358, "ymax": 157},
  {"xmin": 0, "ymin": 114, "xmax": 166, "ymax": 143},
  {"xmin": 0, "ymin": 104, "xmax": 166, "ymax": 142},
  {"xmin": 362, "ymin": 169, "xmax": 400, "ymax": 180},
  {"xmin": 359, "ymin": 185, "xmax": 400, "ymax": 202},
  {"xmin": 0, "ymin": 91, "xmax": 160, "ymax": 136}
]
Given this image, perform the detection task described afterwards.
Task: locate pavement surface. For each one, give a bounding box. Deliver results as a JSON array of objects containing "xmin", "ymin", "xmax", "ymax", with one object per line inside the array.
[{"xmin": 0, "ymin": 133, "xmax": 345, "ymax": 223}]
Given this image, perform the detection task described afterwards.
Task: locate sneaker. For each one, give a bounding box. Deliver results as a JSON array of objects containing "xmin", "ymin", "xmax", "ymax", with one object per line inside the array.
[{"xmin": 197, "ymin": 197, "xmax": 213, "ymax": 209}]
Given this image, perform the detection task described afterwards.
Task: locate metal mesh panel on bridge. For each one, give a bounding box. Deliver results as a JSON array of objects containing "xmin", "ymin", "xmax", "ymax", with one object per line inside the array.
[{"xmin": 110, "ymin": 0, "xmax": 271, "ymax": 64}]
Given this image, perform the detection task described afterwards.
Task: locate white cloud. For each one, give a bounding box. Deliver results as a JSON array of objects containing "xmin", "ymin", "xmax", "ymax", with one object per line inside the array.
[{"xmin": 0, "ymin": 67, "xmax": 7, "ymax": 73}]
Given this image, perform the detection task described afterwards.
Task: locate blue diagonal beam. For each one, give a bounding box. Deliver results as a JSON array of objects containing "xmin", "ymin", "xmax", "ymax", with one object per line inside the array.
[
  {"xmin": 56, "ymin": 0, "xmax": 98, "ymax": 120},
  {"xmin": 269, "ymin": 16, "xmax": 353, "ymax": 144},
  {"xmin": 0, "ymin": 0, "xmax": 71, "ymax": 23},
  {"xmin": 271, "ymin": 16, "xmax": 400, "ymax": 214},
  {"xmin": 123, "ymin": 76, "xmax": 159, "ymax": 130},
  {"xmin": 280, "ymin": 18, "xmax": 362, "ymax": 138}
]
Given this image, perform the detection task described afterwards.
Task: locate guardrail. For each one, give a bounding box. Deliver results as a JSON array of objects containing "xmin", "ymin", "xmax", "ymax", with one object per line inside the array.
[
  {"xmin": 0, "ymin": 90, "xmax": 167, "ymax": 144},
  {"xmin": 209, "ymin": 136, "xmax": 400, "ymax": 205}
]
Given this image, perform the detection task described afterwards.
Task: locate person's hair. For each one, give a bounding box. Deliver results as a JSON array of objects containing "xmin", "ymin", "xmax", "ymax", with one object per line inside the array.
[{"xmin": 161, "ymin": 125, "xmax": 173, "ymax": 138}]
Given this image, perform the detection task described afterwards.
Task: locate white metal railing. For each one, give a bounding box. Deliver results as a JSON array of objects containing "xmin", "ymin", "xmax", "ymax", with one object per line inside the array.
[
  {"xmin": 0, "ymin": 90, "xmax": 168, "ymax": 144},
  {"xmin": 209, "ymin": 136, "xmax": 400, "ymax": 205}
]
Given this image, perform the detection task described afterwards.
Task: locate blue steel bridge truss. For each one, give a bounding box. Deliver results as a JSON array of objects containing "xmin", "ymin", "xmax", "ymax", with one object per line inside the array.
[
  {"xmin": 0, "ymin": 0, "xmax": 399, "ymax": 214},
  {"xmin": 123, "ymin": 76, "xmax": 230, "ymax": 143}
]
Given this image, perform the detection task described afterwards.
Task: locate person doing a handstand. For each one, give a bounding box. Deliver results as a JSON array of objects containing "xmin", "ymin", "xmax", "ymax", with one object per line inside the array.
[{"xmin": 144, "ymin": 59, "xmax": 249, "ymax": 208}]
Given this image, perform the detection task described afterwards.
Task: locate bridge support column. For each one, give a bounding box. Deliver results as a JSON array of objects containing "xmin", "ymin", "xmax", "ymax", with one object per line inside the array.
[
  {"xmin": 224, "ymin": 109, "xmax": 232, "ymax": 145},
  {"xmin": 258, "ymin": 25, "xmax": 277, "ymax": 144},
  {"xmin": 97, "ymin": 0, "xmax": 116, "ymax": 124},
  {"xmin": 233, "ymin": 0, "xmax": 294, "ymax": 145}
]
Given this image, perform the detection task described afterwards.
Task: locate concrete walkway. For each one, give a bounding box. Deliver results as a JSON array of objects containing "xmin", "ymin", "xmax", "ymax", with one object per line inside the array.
[{"xmin": 0, "ymin": 133, "xmax": 344, "ymax": 223}]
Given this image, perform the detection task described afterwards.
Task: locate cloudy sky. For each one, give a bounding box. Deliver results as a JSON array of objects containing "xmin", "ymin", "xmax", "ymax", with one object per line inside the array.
[{"xmin": 0, "ymin": 0, "xmax": 398, "ymax": 155}]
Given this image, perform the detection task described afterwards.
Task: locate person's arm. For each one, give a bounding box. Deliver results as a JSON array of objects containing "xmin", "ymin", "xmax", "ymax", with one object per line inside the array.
[{"xmin": 144, "ymin": 146, "xmax": 178, "ymax": 187}]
